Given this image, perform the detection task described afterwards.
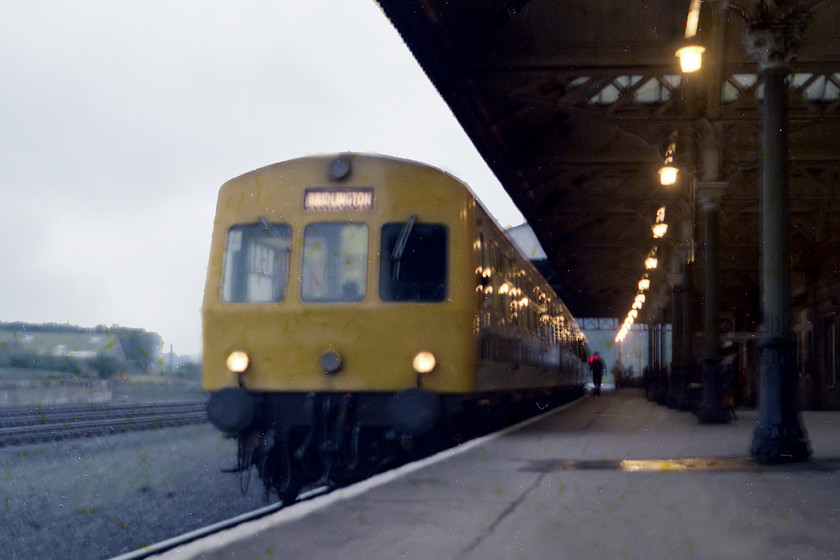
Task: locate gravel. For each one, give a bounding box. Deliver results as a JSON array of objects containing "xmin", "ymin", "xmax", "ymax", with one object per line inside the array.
[{"xmin": 2, "ymin": 423, "xmax": 269, "ymax": 559}]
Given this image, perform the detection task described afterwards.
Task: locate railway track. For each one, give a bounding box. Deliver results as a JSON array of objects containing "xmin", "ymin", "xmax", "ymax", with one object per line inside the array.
[
  {"xmin": 111, "ymin": 484, "xmax": 331, "ymax": 560},
  {"xmin": 0, "ymin": 401, "xmax": 208, "ymax": 446}
]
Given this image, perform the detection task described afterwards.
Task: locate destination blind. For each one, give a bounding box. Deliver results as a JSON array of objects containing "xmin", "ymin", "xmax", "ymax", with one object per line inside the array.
[{"xmin": 304, "ymin": 188, "xmax": 374, "ymax": 212}]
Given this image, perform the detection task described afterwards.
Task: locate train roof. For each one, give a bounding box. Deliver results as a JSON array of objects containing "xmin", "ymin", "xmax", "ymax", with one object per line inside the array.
[{"xmin": 223, "ymin": 151, "xmax": 510, "ymax": 224}]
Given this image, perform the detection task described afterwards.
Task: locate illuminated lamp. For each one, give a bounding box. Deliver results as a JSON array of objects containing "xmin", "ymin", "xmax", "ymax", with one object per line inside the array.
[
  {"xmin": 639, "ymin": 278, "xmax": 651, "ymax": 291},
  {"xmin": 645, "ymin": 257, "xmax": 658, "ymax": 270},
  {"xmin": 652, "ymin": 223, "xmax": 668, "ymax": 238},
  {"xmin": 659, "ymin": 165, "xmax": 679, "ymax": 186},
  {"xmin": 656, "ymin": 206, "xmax": 666, "ymax": 223},
  {"xmin": 659, "ymin": 142, "xmax": 678, "ymax": 186},
  {"xmin": 226, "ymin": 350, "xmax": 250, "ymax": 374},
  {"xmin": 412, "ymin": 351, "xmax": 437, "ymax": 374},
  {"xmin": 676, "ymin": 45, "xmax": 705, "ymax": 73}
]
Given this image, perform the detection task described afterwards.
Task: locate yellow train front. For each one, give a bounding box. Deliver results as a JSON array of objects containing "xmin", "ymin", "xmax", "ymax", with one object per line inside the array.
[{"xmin": 202, "ymin": 153, "xmax": 587, "ymax": 498}]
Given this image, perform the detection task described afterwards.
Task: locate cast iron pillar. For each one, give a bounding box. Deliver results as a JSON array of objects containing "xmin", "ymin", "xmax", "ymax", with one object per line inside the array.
[
  {"xmin": 679, "ymin": 261, "xmax": 695, "ymax": 410},
  {"xmin": 666, "ymin": 280, "xmax": 683, "ymax": 406},
  {"xmin": 646, "ymin": 321, "xmax": 654, "ymax": 391},
  {"xmin": 660, "ymin": 321, "xmax": 668, "ymax": 378},
  {"xmin": 656, "ymin": 320, "xmax": 671, "ymax": 398},
  {"xmin": 744, "ymin": 3, "xmax": 812, "ymax": 463},
  {"xmin": 654, "ymin": 323, "xmax": 661, "ymax": 372},
  {"xmin": 696, "ymin": 182, "xmax": 732, "ymax": 423}
]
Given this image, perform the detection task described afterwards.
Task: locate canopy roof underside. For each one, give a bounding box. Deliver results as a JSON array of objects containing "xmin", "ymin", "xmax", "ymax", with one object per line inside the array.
[{"xmin": 378, "ymin": 0, "xmax": 840, "ymax": 325}]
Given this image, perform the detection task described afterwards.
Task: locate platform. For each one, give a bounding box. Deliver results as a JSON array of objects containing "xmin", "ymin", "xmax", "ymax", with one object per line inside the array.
[{"xmin": 156, "ymin": 390, "xmax": 840, "ymax": 560}]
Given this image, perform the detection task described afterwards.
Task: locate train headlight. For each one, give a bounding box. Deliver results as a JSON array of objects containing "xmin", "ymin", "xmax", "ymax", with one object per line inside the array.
[
  {"xmin": 226, "ymin": 350, "xmax": 250, "ymax": 374},
  {"xmin": 412, "ymin": 351, "xmax": 436, "ymax": 374}
]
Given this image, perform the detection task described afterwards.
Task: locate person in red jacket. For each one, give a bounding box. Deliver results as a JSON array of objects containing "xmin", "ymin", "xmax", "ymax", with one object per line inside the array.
[{"xmin": 589, "ymin": 352, "xmax": 605, "ymax": 396}]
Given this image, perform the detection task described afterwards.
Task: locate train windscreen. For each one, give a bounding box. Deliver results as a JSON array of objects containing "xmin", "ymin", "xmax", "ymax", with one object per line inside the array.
[
  {"xmin": 221, "ymin": 222, "xmax": 291, "ymax": 303},
  {"xmin": 380, "ymin": 222, "xmax": 447, "ymax": 302},
  {"xmin": 301, "ymin": 222, "xmax": 369, "ymax": 302}
]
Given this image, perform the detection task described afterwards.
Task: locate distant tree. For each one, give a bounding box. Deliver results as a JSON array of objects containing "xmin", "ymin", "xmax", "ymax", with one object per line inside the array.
[
  {"xmin": 0, "ymin": 321, "xmax": 88, "ymax": 335},
  {"xmin": 175, "ymin": 361, "xmax": 202, "ymax": 379},
  {"xmin": 1, "ymin": 321, "xmax": 165, "ymax": 374},
  {"xmin": 116, "ymin": 328, "xmax": 163, "ymax": 372},
  {"xmin": 90, "ymin": 354, "xmax": 123, "ymax": 378},
  {"xmin": 5, "ymin": 350, "xmax": 87, "ymax": 376}
]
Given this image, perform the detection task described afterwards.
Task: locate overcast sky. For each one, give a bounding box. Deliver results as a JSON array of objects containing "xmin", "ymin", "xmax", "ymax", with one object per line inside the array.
[{"xmin": 0, "ymin": 1, "xmax": 524, "ymax": 357}]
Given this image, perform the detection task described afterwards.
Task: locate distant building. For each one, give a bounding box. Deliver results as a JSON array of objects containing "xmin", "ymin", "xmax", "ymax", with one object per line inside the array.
[{"xmin": 0, "ymin": 329, "xmax": 126, "ymax": 362}]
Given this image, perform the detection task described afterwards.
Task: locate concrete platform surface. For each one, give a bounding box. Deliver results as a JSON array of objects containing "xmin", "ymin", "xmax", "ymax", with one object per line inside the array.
[{"xmin": 156, "ymin": 390, "xmax": 840, "ymax": 560}]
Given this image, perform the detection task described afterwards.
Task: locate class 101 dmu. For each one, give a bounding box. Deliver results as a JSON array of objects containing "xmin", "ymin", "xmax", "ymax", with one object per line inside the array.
[{"xmin": 202, "ymin": 153, "xmax": 588, "ymax": 499}]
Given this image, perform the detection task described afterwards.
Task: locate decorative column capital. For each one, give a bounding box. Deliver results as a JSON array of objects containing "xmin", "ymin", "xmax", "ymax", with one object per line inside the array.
[
  {"xmin": 697, "ymin": 181, "xmax": 728, "ymax": 211},
  {"xmin": 742, "ymin": 1, "xmax": 814, "ymax": 71}
]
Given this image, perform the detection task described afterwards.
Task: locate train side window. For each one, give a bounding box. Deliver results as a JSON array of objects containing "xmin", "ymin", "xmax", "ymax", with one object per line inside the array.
[
  {"xmin": 380, "ymin": 222, "xmax": 447, "ymax": 302},
  {"xmin": 489, "ymin": 242, "xmax": 505, "ymax": 323},
  {"xmin": 221, "ymin": 222, "xmax": 291, "ymax": 303},
  {"xmin": 302, "ymin": 223, "xmax": 368, "ymax": 303}
]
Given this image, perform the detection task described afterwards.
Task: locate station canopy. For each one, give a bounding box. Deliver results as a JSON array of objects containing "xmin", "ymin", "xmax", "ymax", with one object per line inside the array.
[{"xmin": 378, "ymin": 0, "xmax": 840, "ymax": 325}]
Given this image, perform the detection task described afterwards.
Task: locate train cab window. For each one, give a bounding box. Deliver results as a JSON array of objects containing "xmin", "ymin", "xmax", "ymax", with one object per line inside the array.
[
  {"xmin": 221, "ymin": 221, "xmax": 291, "ymax": 303},
  {"xmin": 301, "ymin": 223, "xmax": 368, "ymax": 302},
  {"xmin": 380, "ymin": 221, "xmax": 447, "ymax": 302}
]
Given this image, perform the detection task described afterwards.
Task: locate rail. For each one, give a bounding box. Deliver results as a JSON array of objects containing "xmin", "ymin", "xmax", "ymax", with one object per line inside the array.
[
  {"xmin": 110, "ymin": 485, "xmax": 330, "ymax": 560},
  {"xmin": 0, "ymin": 401, "xmax": 208, "ymax": 446}
]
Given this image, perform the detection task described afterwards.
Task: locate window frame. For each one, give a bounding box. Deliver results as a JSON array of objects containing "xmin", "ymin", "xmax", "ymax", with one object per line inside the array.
[
  {"xmin": 300, "ymin": 221, "xmax": 369, "ymax": 303},
  {"xmin": 379, "ymin": 221, "xmax": 449, "ymax": 303},
  {"xmin": 220, "ymin": 221, "xmax": 292, "ymax": 304}
]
